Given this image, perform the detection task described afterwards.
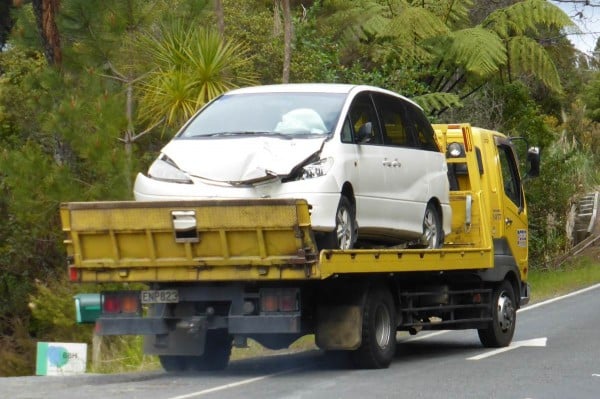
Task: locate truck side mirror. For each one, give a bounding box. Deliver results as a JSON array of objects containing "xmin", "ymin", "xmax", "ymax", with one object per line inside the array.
[{"xmin": 526, "ymin": 147, "xmax": 540, "ymax": 177}]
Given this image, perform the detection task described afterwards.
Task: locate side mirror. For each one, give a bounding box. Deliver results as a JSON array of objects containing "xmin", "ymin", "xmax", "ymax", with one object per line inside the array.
[
  {"xmin": 356, "ymin": 122, "xmax": 373, "ymax": 143},
  {"xmin": 526, "ymin": 146, "xmax": 540, "ymax": 177}
]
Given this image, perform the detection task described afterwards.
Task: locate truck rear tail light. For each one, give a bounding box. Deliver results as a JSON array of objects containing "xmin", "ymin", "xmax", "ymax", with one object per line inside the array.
[
  {"xmin": 259, "ymin": 288, "xmax": 299, "ymax": 313},
  {"xmin": 103, "ymin": 296, "xmax": 121, "ymax": 314},
  {"xmin": 101, "ymin": 291, "xmax": 141, "ymax": 315},
  {"xmin": 69, "ymin": 266, "xmax": 80, "ymax": 282},
  {"xmin": 279, "ymin": 292, "xmax": 298, "ymax": 312}
]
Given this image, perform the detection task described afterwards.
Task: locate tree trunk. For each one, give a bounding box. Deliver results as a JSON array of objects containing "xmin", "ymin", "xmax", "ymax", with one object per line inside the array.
[
  {"xmin": 215, "ymin": 0, "xmax": 224, "ymax": 36},
  {"xmin": 32, "ymin": 0, "xmax": 62, "ymax": 66},
  {"xmin": 282, "ymin": 0, "xmax": 291, "ymax": 83}
]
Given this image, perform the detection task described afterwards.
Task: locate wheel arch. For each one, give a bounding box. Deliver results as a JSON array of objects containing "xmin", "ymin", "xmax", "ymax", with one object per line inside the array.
[{"xmin": 341, "ymin": 182, "xmax": 355, "ymax": 208}]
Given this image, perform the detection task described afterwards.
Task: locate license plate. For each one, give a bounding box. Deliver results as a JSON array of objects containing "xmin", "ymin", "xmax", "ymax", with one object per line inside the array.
[{"xmin": 141, "ymin": 290, "xmax": 179, "ymax": 304}]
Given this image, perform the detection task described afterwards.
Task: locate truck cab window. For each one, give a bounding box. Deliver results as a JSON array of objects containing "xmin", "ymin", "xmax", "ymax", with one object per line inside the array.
[{"xmin": 498, "ymin": 145, "xmax": 522, "ymax": 208}]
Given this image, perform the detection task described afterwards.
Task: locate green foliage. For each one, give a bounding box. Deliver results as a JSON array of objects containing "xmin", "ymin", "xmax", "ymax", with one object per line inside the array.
[
  {"xmin": 582, "ymin": 72, "xmax": 600, "ymax": 123},
  {"xmin": 438, "ymin": 27, "xmax": 507, "ymax": 77},
  {"xmin": 526, "ymin": 145, "xmax": 596, "ymax": 269},
  {"xmin": 136, "ymin": 20, "xmax": 258, "ymax": 128},
  {"xmin": 507, "ymin": 36, "xmax": 562, "ymax": 93},
  {"xmin": 414, "ymin": 92, "xmax": 463, "ymax": 114},
  {"xmin": 483, "ymin": 0, "xmax": 574, "ymax": 39}
]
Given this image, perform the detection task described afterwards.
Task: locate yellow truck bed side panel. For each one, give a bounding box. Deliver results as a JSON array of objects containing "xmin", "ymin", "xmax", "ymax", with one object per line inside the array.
[{"xmin": 62, "ymin": 199, "xmax": 319, "ymax": 282}]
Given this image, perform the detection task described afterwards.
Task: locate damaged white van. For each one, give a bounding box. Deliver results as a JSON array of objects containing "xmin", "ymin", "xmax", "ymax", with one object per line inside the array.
[{"xmin": 134, "ymin": 84, "xmax": 451, "ymax": 249}]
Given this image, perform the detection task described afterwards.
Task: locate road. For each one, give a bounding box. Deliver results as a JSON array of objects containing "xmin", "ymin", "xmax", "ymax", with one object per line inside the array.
[{"xmin": 2, "ymin": 284, "xmax": 600, "ymax": 399}]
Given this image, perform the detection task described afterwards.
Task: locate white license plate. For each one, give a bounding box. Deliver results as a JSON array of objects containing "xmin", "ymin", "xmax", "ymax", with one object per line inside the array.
[{"xmin": 141, "ymin": 290, "xmax": 179, "ymax": 304}]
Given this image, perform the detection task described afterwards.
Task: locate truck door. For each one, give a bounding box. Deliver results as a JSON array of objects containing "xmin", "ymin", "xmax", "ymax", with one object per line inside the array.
[{"xmin": 496, "ymin": 139, "xmax": 528, "ymax": 269}]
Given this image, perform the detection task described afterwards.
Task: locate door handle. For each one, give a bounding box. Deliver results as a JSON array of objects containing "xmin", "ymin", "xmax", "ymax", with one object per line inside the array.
[{"xmin": 505, "ymin": 217, "xmax": 513, "ymax": 226}]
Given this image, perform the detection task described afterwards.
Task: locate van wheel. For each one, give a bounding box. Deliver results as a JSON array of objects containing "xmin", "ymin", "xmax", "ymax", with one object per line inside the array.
[
  {"xmin": 423, "ymin": 202, "xmax": 443, "ymax": 249},
  {"xmin": 478, "ymin": 281, "xmax": 516, "ymax": 347},
  {"xmin": 318, "ymin": 195, "xmax": 357, "ymax": 250},
  {"xmin": 351, "ymin": 287, "xmax": 396, "ymax": 369}
]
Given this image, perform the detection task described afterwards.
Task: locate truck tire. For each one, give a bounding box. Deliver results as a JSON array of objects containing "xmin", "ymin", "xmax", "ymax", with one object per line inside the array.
[
  {"xmin": 478, "ymin": 280, "xmax": 516, "ymax": 347},
  {"xmin": 187, "ymin": 329, "xmax": 232, "ymax": 371},
  {"xmin": 351, "ymin": 287, "xmax": 396, "ymax": 369},
  {"xmin": 318, "ymin": 195, "xmax": 357, "ymax": 250},
  {"xmin": 158, "ymin": 355, "xmax": 188, "ymax": 372},
  {"xmin": 423, "ymin": 202, "xmax": 443, "ymax": 249}
]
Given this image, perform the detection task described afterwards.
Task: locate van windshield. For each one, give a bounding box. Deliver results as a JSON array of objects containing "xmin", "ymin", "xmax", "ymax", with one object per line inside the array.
[{"xmin": 178, "ymin": 92, "xmax": 346, "ymax": 138}]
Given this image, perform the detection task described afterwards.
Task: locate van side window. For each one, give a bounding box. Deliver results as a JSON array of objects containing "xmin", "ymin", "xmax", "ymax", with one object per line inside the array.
[
  {"xmin": 403, "ymin": 103, "xmax": 439, "ymax": 152},
  {"xmin": 341, "ymin": 117, "xmax": 353, "ymax": 143},
  {"xmin": 372, "ymin": 93, "xmax": 409, "ymax": 146},
  {"xmin": 348, "ymin": 92, "xmax": 382, "ymax": 145}
]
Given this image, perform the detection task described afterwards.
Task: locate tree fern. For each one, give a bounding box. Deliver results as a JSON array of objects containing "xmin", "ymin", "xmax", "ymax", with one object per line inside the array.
[
  {"xmin": 413, "ymin": 0, "xmax": 473, "ymax": 28},
  {"xmin": 507, "ymin": 36, "xmax": 562, "ymax": 93},
  {"xmin": 438, "ymin": 27, "xmax": 506, "ymax": 77},
  {"xmin": 413, "ymin": 92, "xmax": 463, "ymax": 114},
  {"xmin": 483, "ymin": 0, "xmax": 574, "ymax": 38}
]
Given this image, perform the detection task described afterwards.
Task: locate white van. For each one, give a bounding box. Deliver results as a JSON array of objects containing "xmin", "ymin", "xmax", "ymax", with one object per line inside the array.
[{"xmin": 134, "ymin": 84, "xmax": 451, "ymax": 249}]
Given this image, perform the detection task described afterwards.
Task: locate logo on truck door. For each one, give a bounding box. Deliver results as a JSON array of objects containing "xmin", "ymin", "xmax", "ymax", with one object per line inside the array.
[{"xmin": 517, "ymin": 229, "xmax": 527, "ymax": 247}]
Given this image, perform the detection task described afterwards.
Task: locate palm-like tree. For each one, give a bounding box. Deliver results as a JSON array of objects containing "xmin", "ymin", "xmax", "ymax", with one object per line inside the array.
[{"xmin": 136, "ymin": 21, "xmax": 257, "ymax": 128}]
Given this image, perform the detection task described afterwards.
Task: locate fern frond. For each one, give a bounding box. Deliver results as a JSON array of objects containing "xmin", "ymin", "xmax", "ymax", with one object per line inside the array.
[
  {"xmin": 483, "ymin": 0, "xmax": 574, "ymax": 38},
  {"xmin": 413, "ymin": 92, "xmax": 463, "ymax": 114},
  {"xmin": 320, "ymin": 0, "xmax": 387, "ymax": 41},
  {"xmin": 384, "ymin": 6, "xmax": 449, "ymax": 41},
  {"xmin": 507, "ymin": 36, "xmax": 562, "ymax": 93},
  {"xmin": 439, "ymin": 27, "xmax": 506, "ymax": 77},
  {"xmin": 413, "ymin": 0, "xmax": 474, "ymax": 28}
]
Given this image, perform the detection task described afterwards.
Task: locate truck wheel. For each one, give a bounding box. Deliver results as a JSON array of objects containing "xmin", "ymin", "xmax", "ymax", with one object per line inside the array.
[
  {"xmin": 187, "ymin": 329, "xmax": 232, "ymax": 371},
  {"xmin": 423, "ymin": 202, "xmax": 442, "ymax": 249},
  {"xmin": 158, "ymin": 355, "xmax": 188, "ymax": 372},
  {"xmin": 351, "ymin": 287, "xmax": 396, "ymax": 369},
  {"xmin": 478, "ymin": 280, "xmax": 516, "ymax": 347},
  {"xmin": 318, "ymin": 195, "xmax": 357, "ymax": 250}
]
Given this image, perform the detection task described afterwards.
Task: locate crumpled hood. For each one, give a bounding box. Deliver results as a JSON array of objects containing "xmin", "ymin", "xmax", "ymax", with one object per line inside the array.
[{"xmin": 160, "ymin": 136, "xmax": 326, "ymax": 183}]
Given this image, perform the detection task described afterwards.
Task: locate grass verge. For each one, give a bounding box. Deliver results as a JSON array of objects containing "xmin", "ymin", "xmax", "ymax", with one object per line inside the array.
[{"xmin": 528, "ymin": 256, "xmax": 600, "ymax": 303}]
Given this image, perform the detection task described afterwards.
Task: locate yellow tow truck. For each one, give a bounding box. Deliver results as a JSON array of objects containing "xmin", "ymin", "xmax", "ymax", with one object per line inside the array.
[{"xmin": 61, "ymin": 123, "xmax": 540, "ymax": 370}]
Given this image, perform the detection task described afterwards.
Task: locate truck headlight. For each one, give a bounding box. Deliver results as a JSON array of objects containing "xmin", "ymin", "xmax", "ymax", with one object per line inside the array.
[
  {"xmin": 148, "ymin": 156, "xmax": 193, "ymax": 184},
  {"xmin": 300, "ymin": 157, "xmax": 333, "ymax": 179}
]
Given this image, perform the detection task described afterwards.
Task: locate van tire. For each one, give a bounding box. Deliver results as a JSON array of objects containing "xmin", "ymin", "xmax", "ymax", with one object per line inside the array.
[
  {"xmin": 318, "ymin": 195, "xmax": 357, "ymax": 250},
  {"xmin": 423, "ymin": 202, "xmax": 443, "ymax": 249}
]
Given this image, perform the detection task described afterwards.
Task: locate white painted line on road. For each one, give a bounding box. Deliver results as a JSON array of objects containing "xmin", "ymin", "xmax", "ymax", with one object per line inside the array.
[
  {"xmin": 166, "ymin": 367, "xmax": 304, "ymax": 399},
  {"xmin": 467, "ymin": 337, "xmax": 547, "ymax": 360},
  {"xmin": 592, "ymin": 374, "xmax": 600, "ymax": 377},
  {"xmin": 519, "ymin": 283, "xmax": 600, "ymax": 313},
  {"xmin": 404, "ymin": 330, "xmax": 450, "ymax": 342},
  {"xmin": 403, "ymin": 284, "xmax": 600, "ymax": 343}
]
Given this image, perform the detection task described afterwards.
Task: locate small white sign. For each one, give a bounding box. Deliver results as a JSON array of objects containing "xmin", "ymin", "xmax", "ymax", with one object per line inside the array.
[{"xmin": 36, "ymin": 342, "xmax": 87, "ymax": 376}]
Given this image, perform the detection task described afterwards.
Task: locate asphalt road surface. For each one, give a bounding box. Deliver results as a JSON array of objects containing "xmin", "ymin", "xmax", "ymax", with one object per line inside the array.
[{"xmin": 2, "ymin": 284, "xmax": 599, "ymax": 399}]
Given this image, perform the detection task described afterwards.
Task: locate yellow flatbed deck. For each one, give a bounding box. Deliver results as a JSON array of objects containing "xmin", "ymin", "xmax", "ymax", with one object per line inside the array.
[{"xmin": 61, "ymin": 197, "xmax": 493, "ymax": 283}]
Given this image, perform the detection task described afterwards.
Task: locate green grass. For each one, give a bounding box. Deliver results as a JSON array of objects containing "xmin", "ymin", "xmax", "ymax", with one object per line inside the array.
[{"xmin": 528, "ymin": 256, "xmax": 600, "ymax": 303}]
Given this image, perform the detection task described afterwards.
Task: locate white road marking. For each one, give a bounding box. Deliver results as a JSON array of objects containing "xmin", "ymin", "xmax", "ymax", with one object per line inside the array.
[
  {"xmin": 404, "ymin": 284, "xmax": 600, "ymax": 342},
  {"xmin": 166, "ymin": 367, "xmax": 303, "ymax": 399},
  {"xmin": 403, "ymin": 330, "xmax": 450, "ymax": 342},
  {"xmin": 165, "ymin": 285, "xmax": 600, "ymax": 398},
  {"xmin": 467, "ymin": 337, "xmax": 547, "ymax": 360},
  {"xmin": 518, "ymin": 283, "xmax": 600, "ymax": 313}
]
